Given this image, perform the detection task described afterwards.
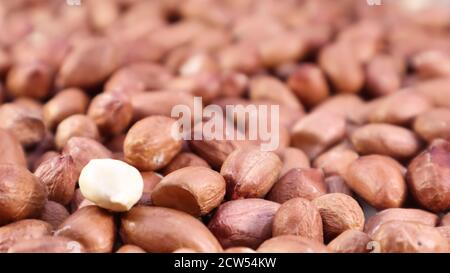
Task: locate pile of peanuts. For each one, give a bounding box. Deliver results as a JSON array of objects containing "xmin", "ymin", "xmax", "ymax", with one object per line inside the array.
[{"xmin": 0, "ymin": 0, "xmax": 450, "ymax": 253}]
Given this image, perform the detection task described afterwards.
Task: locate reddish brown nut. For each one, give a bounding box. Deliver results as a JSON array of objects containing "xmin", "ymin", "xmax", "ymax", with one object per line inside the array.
[
  {"xmin": 346, "ymin": 155, "xmax": 407, "ymax": 209},
  {"xmin": 55, "ymin": 114, "xmax": 100, "ymax": 150},
  {"xmin": 441, "ymin": 213, "xmax": 450, "ymax": 226},
  {"xmin": 324, "ymin": 175, "xmax": 353, "ymax": 196},
  {"xmin": 368, "ymin": 91, "xmax": 432, "ymax": 125},
  {"xmin": 291, "ymin": 111, "xmax": 346, "ymax": 159},
  {"xmin": 312, "ymin": 193, "xmax": 365, "ymax": 242},
  {"xmin": 437, "ymin": 226, "xmax": 450, "ymax": 245},
  {"xmin": 319, "ymin": 41, "xmax": 364, "ymax": 94},
  {"xmin": 39, "ymin": 201, "xmax": 70, "ymax": 230},
  {"xmin": 165, "ymin": 73, "xmax": 221, "ymax": 104},
  {"xmin": 327, "ymin": 230, "xmax": 372, "ymax": 253},
  {"xmin": 258, "ymin": 32, "xmax": 306, "ymax": 68},
  {"xmin": 58, "ymin": 39, "xmax": 119, "ymax": 88},
  {"xmin": 151, "ymin": 166, "xmax": 225, "ymax": 217},
  {"xmin": 172, "ymin": 248, "xmax": 198, "ymax": 253},
  {"xmin": 414, "ymin": 108, "xmax": 450, "ymax": 142},
  {"xmin": 162, "ymin": 152, "xmax": 210, "ymax": 176},
  {"xmin": 313, "ymin": 94, "xmax": 366, "ymax": 124},
  {"xmin": 6, "ymin": 61, "xmax": 53, "ymax": 99},
  {"xmin": 56, "ymin": 206, "xmax": 115, "ymax": 253},
  {"xmin": 208, "ymin": 199, "xmax": 280, "ymax": 249},
  {"xmin": 412, "ymin": 50, "xmax": 450, "ymax": 79},
  {"xmin": 257, "ymin": 235, "xmax": 328, "ymax": 253},
  {"xmin": 267, "ymin": 168, "xmax": 326, "ymax": 203},
  {"xmin": 414, "ymin": 77, "xmax": 450, "ymax": 108},
  {"xmin": 31, "ymin": 151, "xmax": 59, "ymax": 172},
  {"xmin": 116, "ymin": 245, "xmax": 146, "ymax": 253},
  {"xmin": 0, "ymin": 219, "xmax": 52, "ymax": 252},
  {"xmin": 407, "ymin": 139, "xmax": 450, "ymax": 212},
  {"xmin": 34, "ymin": 155, "xmax": 78, "ymax": 205},
  {"xmin": 137, "ymin": 171, "xmax": 162, "ymax": 206},
  {"xmin": 277, "ymin": 148, "xmax": 310, "ymax": 177},
  {"xmin": 220, "ymin": 147, "xmax": 282, "ymax": 199},
  {"xmin": 62, "ymin": 137, "xmax": 112, "ymax": 176},
  {"xmin": 218, "ymin": 42, "xmax": 262, "ymax": 74},
  {"xmin": 87, "ymin": 0, "xmax": 119, "ymax": 31},
  {"xmin": 366, "ymin": 54, "xmax": 401, "ymax": 97},
  {"xmin": 0, "ymin": 103, "xmax": 46, "ymax": 147},
  {"xmin": 121, "ymin": 206, "xmax": 222, "ymax": 253},
  {"xmin": 364, "ymin": 208, "xmax": 439, "ymax": 237},
  {"xmin": 43, "ymin": 88, "xmax": 89, "ymax": 130},
  {"xmin": 8, "ymin": 236, "xmax": 85, "ymax": 253},
  {"xmin": 272, "ymin": 198, "xmax": 323, "ymax": 242},
  {"xmin": 313, "ymin": 145, "xmax": 359, "ymax": 177},
  {"xmin": 0, "ymin": 165, "xmax": 47, "ymax": 226},
  {"xmin": 124, "ymin": 116, "xmax": 182, "ymax": 171},
  {"xmin": 220, "ymin": 71, "xmax": 248, "ymax": 98},
  {"xmin": 70, "ymin": 189, "xmax": 95, "ymax": 212},
  {"xmin": 287, "ymin": 63, "xmax": 330, "ymax": 107},
  {"xmin": 372, "ymin": 221, "xmax": 449, "ymax": 253},
  {"xmin": 87, "ymin": 92, "xmax": 133, "ymax": 136},
  {"xmin": 0, "ymin": 129, "xmax": 27, "ymax": 167},
  {"xmin": 223, "ymin": 247, "xmax": 256, "ymax": 253},
  {"xmin": 351, "ymin": 124, "xmax": 421, "ymax": 158}
]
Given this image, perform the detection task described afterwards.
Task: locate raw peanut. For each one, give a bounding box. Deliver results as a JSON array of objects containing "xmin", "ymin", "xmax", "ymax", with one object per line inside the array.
[
  {"xmin": 368, "ymin": 91, "xmax": 432, "ymax": 125},
  {"xmin": 220, "ymin": 71, "xmax": 248, "ymax": 98},
  {"xmin": 62, "ymin": 137, "xmax": 112, "ymax": 176},
  {"xmin": 178, "ymin": 52, "xmax": 218, "ymax": 76},
  {"xmin": 351, "ymin": 124, "xmax": 421, "ymax": 158},
  {"xmin": 124, "ymin": 116, "xmax": 182, "ymax": 171},
  {"xmin": 8, "ymin": 236, "xmax": 85, "ymax": 253},
  {"xmin": 14, "ymin": 98, "xmax": 44, "ymax": 119},
  {"xmin": 6, "ymin": 61, "xmax": 53, "ymax": 99},
  {"xmin": 346, "ymin": 155, "xmax": 407, "ymax": 209},
  {"xmin": 39, "ymin": 201, "xmax": 70, "ymax": 230},
  {"xmin": 366, "ymin": 54, "xmax": 401, "ymax": 97},
  {"xmin": 272, "ymin": 198, "xmax": 323, "ymax": 242},
  {"xmin": 162, "ymin": 152, "xmax": 210, "ymax": 176},
  {"xmin": 208, "ymin": 199, "xmax": 280, "ymax": 249},
  {"xmin": 249, "ymin": 75, "xmax": 303, "ymax": 111},
  {"xmin": 441, "ymin": 213, "xmax": 450, "ymax": 226},
  {"xmin": 87, "ymin": 92, "xmax": 133, "ymax": 136},
  {"xmin": 277, "ymin": 148, "xmax": 310, "ymax": 177},
  {"xmin": 414, "ymin": 108, "xmax": 450, "ymax": 142},
  {"xmin": 223, "ymin": 247, "xmax": 257, "ymax": 253},
  {"xmin": 220, "ymin": 147, "xmax": 282, "ymax": 199},
  {"xmin": 56, "ymin": 206, "xmax": 115, "ymax": 253},
  {"xmin": 0, "ymin": 103, "xmax": 46, "ymax": 147},
  {"xmin": 258, "ymin": 32, "xmax": 306, "ymax": 67},
  {"xmin": 407, "ymin": 139, "xmax": 450, "ymax": 212},
  {"xmin": 313, "ymin": 94, "xmax": 366, "ymax": 125},
  {"xmin": 327, "ymin": 230, "xmax": 371, "ymax": 253},
  {"xmin": 257, "ymin": 235, "xmax": 329, "ymax": 253},
  {"xmin": 287, "ymin": 63, "xmax": 330, "ymax": 107},
  {"xmin": 79, "ymin": 159, "xmax": 144, "ymax": 212},
  {"xmin": 151, "ymin": 166, "xmax": 225, "ymax": 217},
  {"xmin": 0, "ymin": 165, "xmax": 47, "ymax": 226},
  {"xmin": 43, "ymin": 88, "xmax": 89, "ymax": 130},
  {"xmin": 138, "ymin": 171, "xmax": 162, "ymax": 206},
  {"xmin": 0, "ymin": 129, "xmax": 27, "ymax": 167},
  {"xmin": 31, "ymin": 151, "xmax": 59, "ymax": 172},
  {"xmin": 121, "ymin": 206, "xmax": 222, "ymax": 253},
  {"xmin": 324, "ymin": 175, "xmax": 353, "ymax": 196},
  {"xmin": 372, "ymin": 221, "xmax": 449, "ymax": 253},
  {"xmin": 55, "ymin": 114, "xmax": 100, "ymax": 150},
  {"xmin": 312, "ymin": 193, "xmax": 365, "ymax": 241},
  {"xmin": 268, "ymin": 168, "xmax": 326, "ymax": 203},
  {"xmin": 0, "ymin": 220, "xmax": 52, "ymax": 252},
  {"xmin": 313, "ymin": 145, "xmax": 359, "ymax": 177},
  {"xmin": 218, "ymin": 42, "xmax": 262, "ymax": 74},
  {"xmin": 414, "ymin": 77, "xmax": 450, "ymax": 108},
  {"xmin": 412, "ymin": 50, "xmax": 450, "ymax": 79},
  {"xmin": 58, "ymin": 39, "xmax": 119, "ymax": 88},
  {"xmin": 131, "ymin": 91, "xmax": 195, "ymax": 122},
  {"xmin": 319, "ymin": 41, "xmax": 364, "ymax": 94},
  {"xmin": 87, "ymin": 0, "xmax": 119, "ymax": 31},
  {"xmin": 70, "ymin": 189, "xmax": 95, "ymax": 213},
  {"xmin": 365, "ymin": 208, "xmax": 438, "ymax": 237},
  {"xmin": 34, "ymin": 155, "xmax": 78, "ymax": 205},
  {"xmin": 437, "ymin": 226, "xmax": 450, "ymax": 245},
  {"xmin": 116, "ymin": 245, "xmax": 146, "ymax": 253},
  {"xmin": 291, "ymin": 111, "xmax": 346, "ymax": 159},
  {"xmin": 165, "ymin": 73, "xmax": 221, "ymax": 104}
]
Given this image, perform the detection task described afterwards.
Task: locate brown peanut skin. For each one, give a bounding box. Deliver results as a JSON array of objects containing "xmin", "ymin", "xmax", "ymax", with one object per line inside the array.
[
  {"xmin": 121, "ymin": 206, "xmax": 222, "ymax": 253},
  {"xmin": 372, "ymin": 221, "xmax": 449, "ymax": 253},
  {"xmin": 313, "ymin": 145, "xmax": 359, "ymax": 177},
  {"xmin": 312, "ymin": 193, "xmax": 365, "ymax": 242},
  {"xmin": 208, "ymin": 199, "xmax": 280, "ymax": 249},
  {"xmin": 414, "ymin": 108, "xmax": 450, "ymax": 142},
  {"xmin": 277, "ymin": 147, "xmax": 310, "ymax": 177},
  {"xmin": 268, "ymin": 168, "xmax": 326, "ymax": 203},
  {"xmin": 39, "ymin": 201, "xmax": 70, "ymax": 230},
  {"xmin": 366, "ymin": 54, "xmax": 401, "ymax": 97},
  {"xmin": 257, "ymin": 235, "xmax": 329, "ymax": 253},
  {"xmin": 6, "ymin": 61, "xmax": 53, "ymax": 100},
  {"xmin": 407, "ymin": 139, "xmax": 450, "ymax": 212},
  {"xmin": 0, "ymin": 220, "xmax": 52, "ymax": 252},
  {"xmin": 364, "ymin": 208, "xmax": 438, "ymax": 237},
  {"xmin": 55, "ymin": 114, "xmax": 100, "ymax": 150},
  {"xmin": 137, "ymin": 171, "xmax": 162, "ymax": 206},
  {"xmin": 327, "ymin": 230, "xmax": 372, "ymax": 253},
  {"xmin": 56, "ymin": 206, "xmax": 115, "ymax": 253},
  {"xmin": 220, "ymin": 147, "xmax": 282, "ymax": 199},
  {"xmin": 324, "ymin": 175, "xmax": 353, "ymax": 196},
  {"xmin": 412, "ymin": 50, "xmax": 450, "ymax": 79},
  {"xmin": 415, "ymin": 78, "xmax": 450, "ymax": 108},
  {"xmin": 162, "ymin": 152, "xmax": 210, "ymax": 176},
  {"xmin": 8, "ymin": 236, "xmax": 86, "ymax": 253},
  {"xmin": 272, "ymin": 198, "xmax": 323, "ymax": 242},
  {"xmin": 124, "ymin": 115, "xmax": 182, "ymax": 171},
  {"xmin": 152, "ymin": 166, "xmax": 226, "ymax": 217},
  {"xmin": 0, "ymin": 165, "xmax": 47, "ymax": 226},
  {"xmin": 0, "ymin": 129, "xmax": 27, "ymax": 167},
  {"xmin": 346, "ymin": 155, "xmax": 407, "ymax": 209},
  {"xmin": 116, "ymin": 245, "xmax": 146, "ymax": 253}
]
